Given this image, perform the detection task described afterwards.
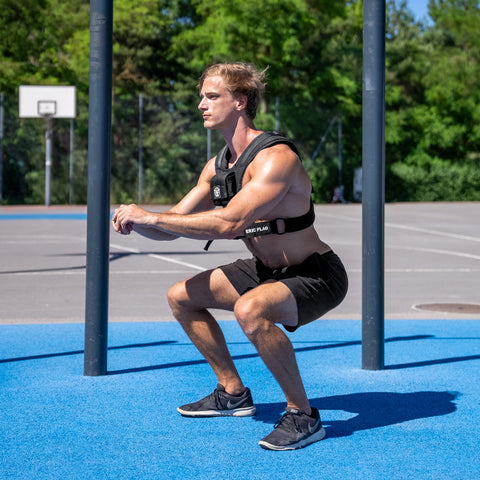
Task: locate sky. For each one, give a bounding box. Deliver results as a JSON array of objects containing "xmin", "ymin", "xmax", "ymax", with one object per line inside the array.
[{"xmin": 405, "ymin": 0, "xmax": 431, "ymax": 21}]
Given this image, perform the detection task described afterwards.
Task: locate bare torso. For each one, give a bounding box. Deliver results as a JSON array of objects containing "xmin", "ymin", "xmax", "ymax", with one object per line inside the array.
[{"xmin": 222, "ymin": 142, "xmax": 331, "ymax": 269}]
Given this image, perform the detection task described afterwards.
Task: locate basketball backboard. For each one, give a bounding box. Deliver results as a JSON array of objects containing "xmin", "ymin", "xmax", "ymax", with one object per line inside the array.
[{"xmin": 19, "ymin": 85, "xmax": 76, "ymax": 119}]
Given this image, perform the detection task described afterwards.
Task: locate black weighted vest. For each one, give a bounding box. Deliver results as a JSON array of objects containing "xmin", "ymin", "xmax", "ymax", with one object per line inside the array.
[
  {"xmin": 205, "ymin": 132, "xmax": 315, "ymax": 250},
  {"xmin": 210, "ymin": 131, "xmax": 301, "ymax": 207}
]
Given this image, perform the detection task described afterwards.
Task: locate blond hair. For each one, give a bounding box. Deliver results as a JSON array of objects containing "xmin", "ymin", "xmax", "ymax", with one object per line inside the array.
[{"xmin": 199, "ymin": 62, "xmax": 267, "ymax": 119}]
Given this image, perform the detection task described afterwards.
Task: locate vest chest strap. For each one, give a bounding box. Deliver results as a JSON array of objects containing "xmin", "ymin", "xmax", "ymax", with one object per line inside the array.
[
  {"xmin": 204, "ymin": 199, "xmax": 315, "ymax": 250},
  {"xmin": 235, "ymin": 199, "xmax": 315, "ymax": 240}
]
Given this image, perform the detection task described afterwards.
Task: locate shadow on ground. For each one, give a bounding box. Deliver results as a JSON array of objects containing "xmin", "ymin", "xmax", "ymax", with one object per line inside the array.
[{"xmin": 253, "ymin": 391, "xmax": 458, "ymax": 438}]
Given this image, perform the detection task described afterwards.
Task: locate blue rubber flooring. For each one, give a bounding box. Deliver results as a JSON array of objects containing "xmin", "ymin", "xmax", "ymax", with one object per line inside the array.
[{"xmin": 1, "ymin": 319, "xmax": 479, "ymax": 480}]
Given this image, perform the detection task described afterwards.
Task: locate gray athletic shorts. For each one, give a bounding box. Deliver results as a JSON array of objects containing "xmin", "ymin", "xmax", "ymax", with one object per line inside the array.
[{"xmin": 218, "ymin": 251, "xmax": 348, "ymax": 332}]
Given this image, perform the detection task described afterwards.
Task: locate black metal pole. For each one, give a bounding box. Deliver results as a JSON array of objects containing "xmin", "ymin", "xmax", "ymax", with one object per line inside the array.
[
  {"xmin": 84, "ymin": 0, "xmax": 113, "ymax": 376},
  {"xmin": 0, "ymin": 92, "xmax": 4, "ymax": 202},
  {"xmin": 138, "ymin": 94, "xmax": 143, "ymax": 203},
  {"xmin": 362, "ymin": 0, "xmax": 385, "ymax": 370},
  {"xmin": 338, "ymin": 113, "xmax": 343, "ymax": 201}
]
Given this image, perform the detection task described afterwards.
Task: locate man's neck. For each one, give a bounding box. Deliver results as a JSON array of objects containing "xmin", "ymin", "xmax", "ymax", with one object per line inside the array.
[{"xmin": 220, "ymin": 120, "xmax": 262, "ymax": 165}]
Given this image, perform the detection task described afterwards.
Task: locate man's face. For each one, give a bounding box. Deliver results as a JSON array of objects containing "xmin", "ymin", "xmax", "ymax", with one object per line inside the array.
[{"xmin": 198, "ymin": 75, "xmax": 244, "ymax": 131}]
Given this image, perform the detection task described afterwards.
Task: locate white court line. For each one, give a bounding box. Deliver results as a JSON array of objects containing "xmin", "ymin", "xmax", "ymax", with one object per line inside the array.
[
  {"xmin": 348, "ymin": 268, "xmax": 480, "ymax": 273},
  {"xmin": 387, "ymin": 268, "xmax": 480, "ymax": 273},
  {"xmin": 0, "ymin": 270, "xmax": 190, "ymax": 277},
  {"xmin": 316, "ymin": 211, "xmax": 480, "ymax": 243},
  {"xmin": 2, "ymin": 266, "xmax": 478, "ymax": 277},
  {"xmin": 315, "ymin": 212, "xmax": 360, "ymax": 223},
  {"xmin": 323, "ymin": 239, "xmax": 480, "ymax": 262},
  {"xmin": 384, "ymin": 222, "xmax": 480, "ymax": 243},
  {"xmin": 110, "ymin": 243, "xmax": 207, "ymax": 272},
  {"xmin": 390, "ymin": 245, "xmax": 480, "ymax": 261},
  {"xmin": 0, "ymin": 236, "xmax": 83, "ymax": 244}
]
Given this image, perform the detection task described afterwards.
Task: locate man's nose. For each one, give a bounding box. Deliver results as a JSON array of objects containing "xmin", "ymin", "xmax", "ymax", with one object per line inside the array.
[{"xmin": 198, "ymin": 97, "xmax": 207, "ymax": 110}]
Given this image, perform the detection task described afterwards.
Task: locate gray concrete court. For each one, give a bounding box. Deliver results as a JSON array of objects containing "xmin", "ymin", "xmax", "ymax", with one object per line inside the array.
[{"xmin": 0, "ymin": 202, "xmax": 479, "ymax": 324}]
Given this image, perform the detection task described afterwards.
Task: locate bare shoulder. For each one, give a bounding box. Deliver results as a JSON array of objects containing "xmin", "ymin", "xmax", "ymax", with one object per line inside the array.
[
  {"xmin": 236, "ymin": 141, "xmax": 311, "ymax": 222},
  {"xmin": 256, "ymin": 142, "xmax": 300, "ymax": 165},
  {"xmin": 245, "ymin": 142, "xmax": 306, "ymax": 183}
]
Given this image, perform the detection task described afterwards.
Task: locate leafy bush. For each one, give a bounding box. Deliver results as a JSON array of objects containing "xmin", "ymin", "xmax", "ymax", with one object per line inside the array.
[{"xmin": 387, "ymin": 159, "xmax": 480, "ymax": 202}]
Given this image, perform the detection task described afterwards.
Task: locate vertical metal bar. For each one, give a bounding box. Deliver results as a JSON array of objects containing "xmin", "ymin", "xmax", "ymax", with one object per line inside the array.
[
  {"xmin": 275, "ymin": 96, "xmax": 280, "ymax": 131},
  {"xmin": 45, "ymin": 117, "xmax": 53, "ymax": 207},
  {"xmin": 84, "ymin": 0, "xmax": 113, "ymax": 376},
  {"xmin": 138, "ymin": 94, "xmax": 143, "ymax": 203},
  {"xmin": 0, "ymin": 92, "xmax": 4, "ymax": 202},
  {"xmin": 362, "ymin": 0, "xmax": 386, "ymax": 370},
  {"xmin": 69, "ymin": 119, "xmax": 74, "ymax": 204},
  {"xmin": 338, "ymin": 113, "xmax": 343, "ymax": 197}
]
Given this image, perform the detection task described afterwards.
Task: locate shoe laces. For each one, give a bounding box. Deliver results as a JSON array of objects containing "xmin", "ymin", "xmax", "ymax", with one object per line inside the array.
[{"xmin": 274, "ymin": 410, "xmax": 302, "ymax": 433}]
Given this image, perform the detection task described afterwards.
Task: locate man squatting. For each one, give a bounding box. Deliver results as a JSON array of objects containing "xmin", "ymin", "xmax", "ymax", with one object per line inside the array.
[{"xmin": 112, "ymin": 62, "xmax": 348, "ymax": 451}]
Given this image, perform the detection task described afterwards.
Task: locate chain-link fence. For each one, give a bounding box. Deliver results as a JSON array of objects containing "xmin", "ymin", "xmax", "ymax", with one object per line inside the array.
[{"xmin": 0, "ymin": 91, "xmax": 353, "ymax": 206}]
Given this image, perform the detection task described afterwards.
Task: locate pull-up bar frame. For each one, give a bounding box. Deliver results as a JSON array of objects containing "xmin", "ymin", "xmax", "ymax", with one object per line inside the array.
[
  {"xmin": 83, "ymin": 0, "xmax": 386, "ymax": 375},
  {"xmin": 84, "ymin": 0, "xmax": 113, "ymax": 376},
  {"xmin": 362, "ymin": 0, "xmax": 386, "ymax": 370}
]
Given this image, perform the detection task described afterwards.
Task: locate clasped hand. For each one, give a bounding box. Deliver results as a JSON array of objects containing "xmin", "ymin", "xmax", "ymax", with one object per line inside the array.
[{"xmin": 112, "ymin": 203, "xmax": 147, "ymax": 235}]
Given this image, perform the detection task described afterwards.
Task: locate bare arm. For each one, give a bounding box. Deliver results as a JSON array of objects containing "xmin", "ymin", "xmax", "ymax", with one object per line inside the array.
[
  {"xmin": 113, "ymin": 145, "xmax": 299, "ymax": 241},
  {"xmin": 112, "ymin": 159, "xmax": 216, "ymax": 239}
]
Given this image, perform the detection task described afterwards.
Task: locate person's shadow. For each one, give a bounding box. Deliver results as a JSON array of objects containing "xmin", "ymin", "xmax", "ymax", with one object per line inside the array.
[{"xmin": 253, "ymin": 391, "xmax": 457, "ymax": 438}]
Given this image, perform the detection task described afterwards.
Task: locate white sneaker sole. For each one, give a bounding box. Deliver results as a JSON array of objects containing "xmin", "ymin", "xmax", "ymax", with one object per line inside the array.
[
  {"xmin": 177, "ymin": 405, "xmax": 256, "ymax": 417},
  {"xmin": 258, "ymin": 426, "xmax": 326, "ymax": 450}
]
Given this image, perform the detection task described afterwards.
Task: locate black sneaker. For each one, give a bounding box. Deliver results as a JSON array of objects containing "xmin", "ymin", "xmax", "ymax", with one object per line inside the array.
[
  {"xmin": 177, "ymin": 384, "xmax": 256, "ymax": 417},
  {"xmin": 258, "ymin": 407, "xmax": 326, "ymax": 450}
]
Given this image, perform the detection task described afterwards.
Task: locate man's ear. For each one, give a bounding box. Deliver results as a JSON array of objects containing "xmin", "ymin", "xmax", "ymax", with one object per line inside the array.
[{"xmin": 236, "ymin": 94, "xmax": 248, "ymax": 112}]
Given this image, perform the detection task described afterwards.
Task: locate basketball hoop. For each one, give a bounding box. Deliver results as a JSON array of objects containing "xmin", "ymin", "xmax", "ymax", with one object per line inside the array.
[
  {"xmin": 19, "ymin": 85, "xmax": 76, "ymax": 119},
  {"xmin": 38, "ymin": 100, "xmax": 57, "ymax": 117},
  {"xmin": 18, "ymin": 86, "xmax": 76, "ymax": 207}
]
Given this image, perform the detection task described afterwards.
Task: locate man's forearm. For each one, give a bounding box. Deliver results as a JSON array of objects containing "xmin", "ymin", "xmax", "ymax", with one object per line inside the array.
[
  {"xmin": 150, "ymin": 210, "xmax": 241, "ymax": 240},
  {"xmin": 132, "ymin": 224, "xmax": 178, "ymax": 241},
  {"xmin": 112, "ymin": 202, "xmax": 246, "ymax": 240}
]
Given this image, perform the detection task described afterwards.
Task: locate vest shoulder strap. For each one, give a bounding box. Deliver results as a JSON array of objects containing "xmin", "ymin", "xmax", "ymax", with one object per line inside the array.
[{"xmin": 215, "ymin": 131, "xmax": 300, "ymax": 184}]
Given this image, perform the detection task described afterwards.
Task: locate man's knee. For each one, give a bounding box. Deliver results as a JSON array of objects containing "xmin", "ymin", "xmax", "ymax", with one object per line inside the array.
[
  {"xmin": 167, "ymin": 280, "xmax": 188, "ymax": 313},
  {"xmin": 234, "ymin": 295, "xmax": 271, "ymax": 337}
]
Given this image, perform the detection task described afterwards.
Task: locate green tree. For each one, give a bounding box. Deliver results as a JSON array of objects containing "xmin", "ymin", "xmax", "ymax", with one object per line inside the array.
[
  {"xmin": 107, "ymin": 0, "xmax": 206, "ymax": 203},
  {"xmin": 2, "ymin": 0, "xmax": 480, "ymax": 204},
  {"xmin": 0, "ymin": 0, "xmax": 48, "ymax": 91},
  {"xmin": 422, "ymin": 0, "xmax": 480, "ymax": 161},
  {"xmin": 171, "ymin": 0, "xmax": 363, "ymax": 201},
  {"xmin": 385, "ymin": 0, "xmax": 480, "ymax": 201}
]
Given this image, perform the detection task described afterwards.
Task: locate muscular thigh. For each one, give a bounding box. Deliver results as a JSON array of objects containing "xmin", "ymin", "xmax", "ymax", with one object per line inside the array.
[
  {"xmin": 238, "ymin": 280, "xmax": 299, "ymax": 328},
  {"xmin": 177, "ymin": 267, "xmax": 241, "ymax": 311}
]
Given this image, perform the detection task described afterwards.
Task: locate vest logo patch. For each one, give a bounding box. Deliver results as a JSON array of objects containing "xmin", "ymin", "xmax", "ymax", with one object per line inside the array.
[
  {"xmin": 213, "ymin": 186, "xmax": 221, "ymax": 198},
  {"xmin": 245, "ymin": 225, "xmax": 269, "ymax": 234},
  {"xmin": 244, "ymin": 222, "xmax": 272, "ymax": 238}
]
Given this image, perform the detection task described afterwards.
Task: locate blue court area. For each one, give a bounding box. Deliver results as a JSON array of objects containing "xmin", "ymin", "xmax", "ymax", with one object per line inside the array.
[{"xmin": 1, "ymin": 319, "xmax": 479, "ymax": 479}]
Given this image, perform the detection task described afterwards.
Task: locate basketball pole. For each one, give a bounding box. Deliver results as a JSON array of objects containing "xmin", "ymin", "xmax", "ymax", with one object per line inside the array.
[
  {"xmin": 69, "ymin": 119, "xmax": 74, "ymax": 204},
  {"xmin": 84, "ymin": 0, "xmax": 113, "ymax": 376},
  {"xmin": 0, "ymin": 92, "xmax": 4, "ymax": 202},
  {"xmin": 44, "ymin": 116, "xmax": 53, "ymax": 207},
  {"xmin": 362, "ymin": 0, "xmax": 386, "ymax": 370}
]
